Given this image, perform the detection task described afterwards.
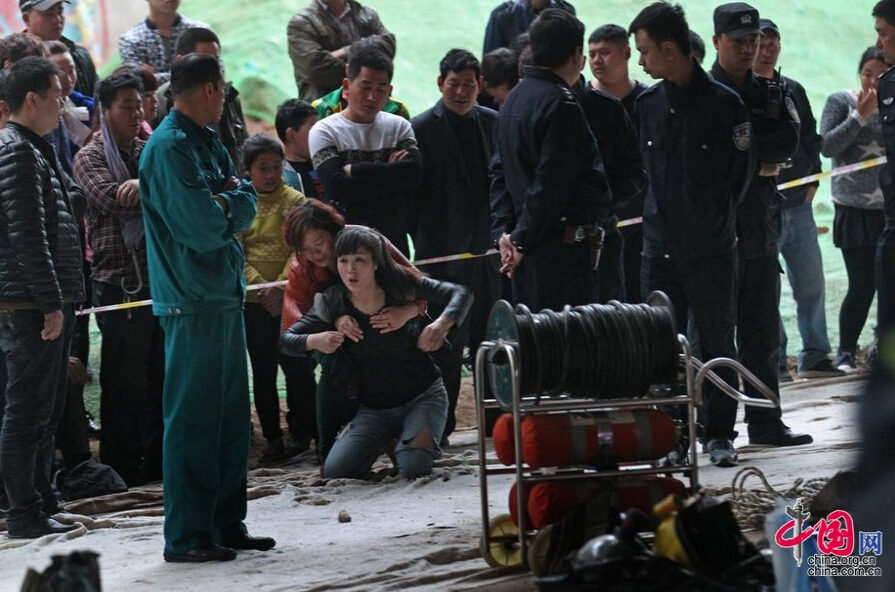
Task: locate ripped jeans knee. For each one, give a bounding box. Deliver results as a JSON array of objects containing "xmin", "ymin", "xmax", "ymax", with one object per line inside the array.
[
  {"xmin": 324, "ymin": 379, "xmax": 448, "ymax": 480},
  {"xmin": 396, "ymin": 428, "xmax": 439, "ymax": 479}
]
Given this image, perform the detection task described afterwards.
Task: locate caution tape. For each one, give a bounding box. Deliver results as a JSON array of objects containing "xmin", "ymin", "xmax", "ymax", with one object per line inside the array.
[
  {"xmin": 75, "ymin": 252, "xmax": 502, "ymax": 316},
  {"xmin": 615, "ymin": 156, "xmax": 887, "ymax": 230},
  {"xmin": 412, "ymin": 249, "xmax": 498, "ymax": 266},
  {"xmin": 243, "ymin": 280, "xmax": 288, "ymax": 291},
  {"xmin": 76, "ymin": 280, "xmax": 289, "ymax": 316},
  {"xmin": 776, "ymin": 155, "xmax": 887, "ymax": 190},
  {"xmin": 78, "ymin": 298, "xmax": 152, "ymax": 316},
  {"xmin": 617, "ymin": 216, "xmax": 643, "ymax": 228},
  {"xmin": 71, "ymin": 156, "xmax": 889, "ymax": 317}
]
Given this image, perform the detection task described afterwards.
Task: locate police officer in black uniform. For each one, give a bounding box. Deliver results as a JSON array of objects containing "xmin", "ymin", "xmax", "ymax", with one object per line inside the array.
[
  {"xmin": 628, "ymin": 1, "xmax": 753, "ymax": 467},
  {"xmin": 490, "ymin": 8, "xmax": 612, "ymax": 311},
  {"xmin": 710, "ymin": 2, "xmax": 812, "ymax": 457},
  {"xmin": 574, "ymin": 73, "xmax": 646, "ymax": 303},
  {"xmin": 838, "ymin": 8, "xmax": 895, "ymax": 589},
  {"xmin": 873, "ymin": 0, "xmax": 895, "ymax": 338}
]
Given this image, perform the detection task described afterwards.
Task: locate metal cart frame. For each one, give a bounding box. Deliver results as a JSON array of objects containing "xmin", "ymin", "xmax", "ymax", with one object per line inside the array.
[{"xmin": 474, "ymin": 319, "xmax": 780, "ymax": 568}]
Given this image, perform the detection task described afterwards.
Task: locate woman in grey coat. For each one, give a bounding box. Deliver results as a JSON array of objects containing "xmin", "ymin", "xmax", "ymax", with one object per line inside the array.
[{"xmin": 820, "ymin": 46, "xmax": 889, "ymax": 370}]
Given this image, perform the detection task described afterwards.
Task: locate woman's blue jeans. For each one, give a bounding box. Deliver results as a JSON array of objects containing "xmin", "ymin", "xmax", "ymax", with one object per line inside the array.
[{"xmin": 324, "ymin": 378, "xmax": 448, "ymax": 480}]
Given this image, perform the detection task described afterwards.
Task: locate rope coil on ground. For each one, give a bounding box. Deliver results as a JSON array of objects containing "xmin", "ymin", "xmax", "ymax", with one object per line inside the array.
[{"xmin": 708, "ymin": 466, "xmax": 829, "ymax": 531}]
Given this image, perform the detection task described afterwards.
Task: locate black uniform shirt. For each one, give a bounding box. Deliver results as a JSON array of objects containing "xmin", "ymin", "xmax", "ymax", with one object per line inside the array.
[
  {"xmin": 576, "ymin": 77, "xmax": 646, "ymax": 221},
  {"xmin": 490, "ymin": 65, "xmax": 612, "ymax": 250},
  {"xmin": 634, "ymin": 62, "xmax": 754, "ymax": 260},
  {"xmin": 774, "ymin": 74, "xmax": 822, "ymax": 209},
  {"xmin": 620, "ymin": 80, "xmax": 650, "ymax": 121},
  {"xmin": 710, "ymin": 62, "xmax": 800, "ymax": 258},
  {"xmin": 877, "ymin": 63, "xmax": 895, "ymax": 225}
]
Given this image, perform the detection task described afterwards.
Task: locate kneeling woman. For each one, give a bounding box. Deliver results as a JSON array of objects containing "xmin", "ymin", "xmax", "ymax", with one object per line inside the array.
[{"xmin": 281, "ymin": 226, "xmax": 471, "ymax": 479}]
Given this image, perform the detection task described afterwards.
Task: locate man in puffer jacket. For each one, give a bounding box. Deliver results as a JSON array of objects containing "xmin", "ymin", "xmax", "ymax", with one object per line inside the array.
[{"xmin": 0, "ymin": 56, "xmax": 85, "ymax": 539}]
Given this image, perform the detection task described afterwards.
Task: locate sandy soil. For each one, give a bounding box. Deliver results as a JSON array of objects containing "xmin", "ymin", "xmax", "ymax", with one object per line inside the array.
[{"xmin": 0, "ymin": 374, "xmax": 865, "ymax": 591}]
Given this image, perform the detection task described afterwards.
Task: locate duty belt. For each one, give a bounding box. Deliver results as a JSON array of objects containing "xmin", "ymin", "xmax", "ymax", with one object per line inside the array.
[{"xmin": 562, "ymin": 224, "xmax": 606, "ymax": 271}]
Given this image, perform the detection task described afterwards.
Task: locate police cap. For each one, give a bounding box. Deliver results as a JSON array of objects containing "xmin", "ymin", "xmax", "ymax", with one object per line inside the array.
[
  {"xmin": 759, "ymin": 18, "xmax": 781, "ymax": 40},
  {"xmin": 713, "ymin": 3, "xmax": 761, "ymax": 39}
]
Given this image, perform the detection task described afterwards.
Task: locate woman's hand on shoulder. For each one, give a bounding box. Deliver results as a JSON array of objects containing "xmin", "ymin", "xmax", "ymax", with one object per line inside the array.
[
  {"xmin": 335, "ymin": 315, "xmax": 364, "ymax": 342},
  {"xmin": 417, "ymin": 317, "xmax": 452, "ymax": 352},
  {"xmin": 307, "ymin": 331, "xmax": 345, "ymax": 354},
  {"xmin": 370, "ymin": 304, "xmax": 417, "ymax": 333}
]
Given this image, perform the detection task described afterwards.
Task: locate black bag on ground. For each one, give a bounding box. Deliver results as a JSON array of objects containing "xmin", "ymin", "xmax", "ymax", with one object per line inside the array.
[
  {"xmin": 56, "ymin": 460, "xmax": 128, "ymax": 501},
  {"xmin": 21, "ymin": 550, "xmax": 101, "ymax": 591}
]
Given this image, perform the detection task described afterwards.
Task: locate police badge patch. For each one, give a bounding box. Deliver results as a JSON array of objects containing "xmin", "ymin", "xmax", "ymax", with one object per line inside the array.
[
  {"xmin": 733, "ymin": 122, "xmax": 751, "ymax": 151},
  {"xmin": 784, "ymin": 96, "xmax": 800, "ymax": 123}
]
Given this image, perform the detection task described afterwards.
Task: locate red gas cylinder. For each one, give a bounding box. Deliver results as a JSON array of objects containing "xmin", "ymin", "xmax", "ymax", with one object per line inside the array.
[
  {"xmin": 492, "ymin": 413, "xmax": 516, "ymax": 465},
  {"xmin": 509, "ymin": 476, "xmax": 688, "ymax": 529},
  {"xmin": 492, "ymin": 410, "xmax": 678, "ymax": 468}
]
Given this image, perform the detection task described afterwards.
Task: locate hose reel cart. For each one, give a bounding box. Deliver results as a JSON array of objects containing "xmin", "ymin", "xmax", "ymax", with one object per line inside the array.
[{"xmin": 474, "ymin": 294, "xmax": 779, "ymax": 569}]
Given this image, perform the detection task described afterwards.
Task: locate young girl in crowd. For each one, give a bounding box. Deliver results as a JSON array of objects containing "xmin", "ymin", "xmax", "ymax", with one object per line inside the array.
[
  {"xmin": 280, "ymin": 200, "xmax": 422, "ymax": 461},
  {"xmin": 281, "ymin": 226, "xmax": 471, "ymax": 479},
  {"xmin": 821, "ymin": 47, "xmax": 888, "ymax": 371},
  {"xmin": 239, "ymin": 134, "xmax": 311, "ymax": 462}
]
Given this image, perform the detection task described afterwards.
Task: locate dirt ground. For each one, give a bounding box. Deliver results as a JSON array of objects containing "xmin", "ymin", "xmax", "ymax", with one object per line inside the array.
[
  {"xmin": 246, "ymin": 376, "xmax": 478, "ymax": 468},
  {"xmin": 0, "ymin": 373, "xmax": 866, "ymax": 591}
]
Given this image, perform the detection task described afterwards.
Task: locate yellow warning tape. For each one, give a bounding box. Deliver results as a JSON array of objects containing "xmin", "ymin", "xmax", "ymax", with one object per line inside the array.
[
  {"xmin": 73, "ymin": 157, "xmax": 888, "ymax": 316},
  {"xmin": 776, "ymin": 156, "xmax": 887, "ymax": 190},
  {"xmin": 75, "ymin": 254, "xmax": 503, "ymax": 315},
  {"xmin": 79, "ymin": 298, "xmax": 152, "ymax": 316},
  {"xmin": 614, "ymin": 156, "xmax": 888, "ymax": 229},
  {"xmin": 412, "ymin": 249, "xmax": 498, "ymax": 266},
  {"xmin": 77, "ymin": 280, "xmax": 289, "ymax": 316}
]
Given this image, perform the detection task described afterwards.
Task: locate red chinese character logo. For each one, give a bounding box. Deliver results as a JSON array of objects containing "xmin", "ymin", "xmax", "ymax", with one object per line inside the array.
[
  {"xmin": 774, "ymin": 504, "xmax": 856, "ymax": 562},
  {"xmin": 815, "ymin": 510, "xmax": 855, "ymax": 556},
  {"xmin": 775, "ymin": 517, "xmax": 815, "ymax": 549}
]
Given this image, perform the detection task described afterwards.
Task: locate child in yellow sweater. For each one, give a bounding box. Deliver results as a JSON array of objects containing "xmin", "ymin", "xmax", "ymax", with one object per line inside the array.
[{"xmin": 240, "ymin": 134, "xmax": 315, "ymax": 462}]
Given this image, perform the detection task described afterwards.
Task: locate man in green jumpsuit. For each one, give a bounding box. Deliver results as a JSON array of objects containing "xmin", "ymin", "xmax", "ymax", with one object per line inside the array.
[{"xmin": 139, "ymin": 53, "xmax": 273, "ymax": 563}]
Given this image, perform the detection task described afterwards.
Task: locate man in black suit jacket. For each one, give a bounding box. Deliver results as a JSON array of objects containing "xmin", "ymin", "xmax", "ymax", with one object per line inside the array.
[{"xmin": 411, "ymin": 49, "xmax": 501, "ymax": 443}]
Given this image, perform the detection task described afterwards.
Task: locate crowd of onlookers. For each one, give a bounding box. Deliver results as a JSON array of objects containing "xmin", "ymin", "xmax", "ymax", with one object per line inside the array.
[{"xmin": 0, "ymin": 0, "xmax": 893, "ymax": 559}]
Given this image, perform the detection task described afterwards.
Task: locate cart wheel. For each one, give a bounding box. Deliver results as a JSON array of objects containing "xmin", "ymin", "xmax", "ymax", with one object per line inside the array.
[
  {"xmin": 527, "ymin": 524, "xmax": 552, "ymax": 576},
  {"xmin": 480, "ymin": 514, "xmax": 523, "ymax": 567}
]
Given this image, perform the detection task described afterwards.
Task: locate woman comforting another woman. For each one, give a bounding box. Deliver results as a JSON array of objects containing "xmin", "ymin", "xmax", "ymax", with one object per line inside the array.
[{"xmin": 280, "ymin": 224, "xmax": 471, "ymax": 479}]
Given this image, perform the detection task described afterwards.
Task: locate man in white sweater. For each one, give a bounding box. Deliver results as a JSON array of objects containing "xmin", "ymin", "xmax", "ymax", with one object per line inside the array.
[{"xmin": 308, "ymin": 38, "xmax": 420, "ymax": 256}]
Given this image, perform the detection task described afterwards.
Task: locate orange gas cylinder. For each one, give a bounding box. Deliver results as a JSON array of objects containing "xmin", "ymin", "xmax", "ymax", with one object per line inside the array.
[
  {"xmin": 507, "ymin": 481, "xmax": 531, "ymax": 529},
  {"xmin": 492, "ymin": 413, "xmax": 516, "ymax": 465},
  {"xmin": 509, "ymin": 477, "xmax": 688, "ymax": 529},
  {"xmin": 492, "ymin": 410, "xmax": 678, "ymax": 468}
]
